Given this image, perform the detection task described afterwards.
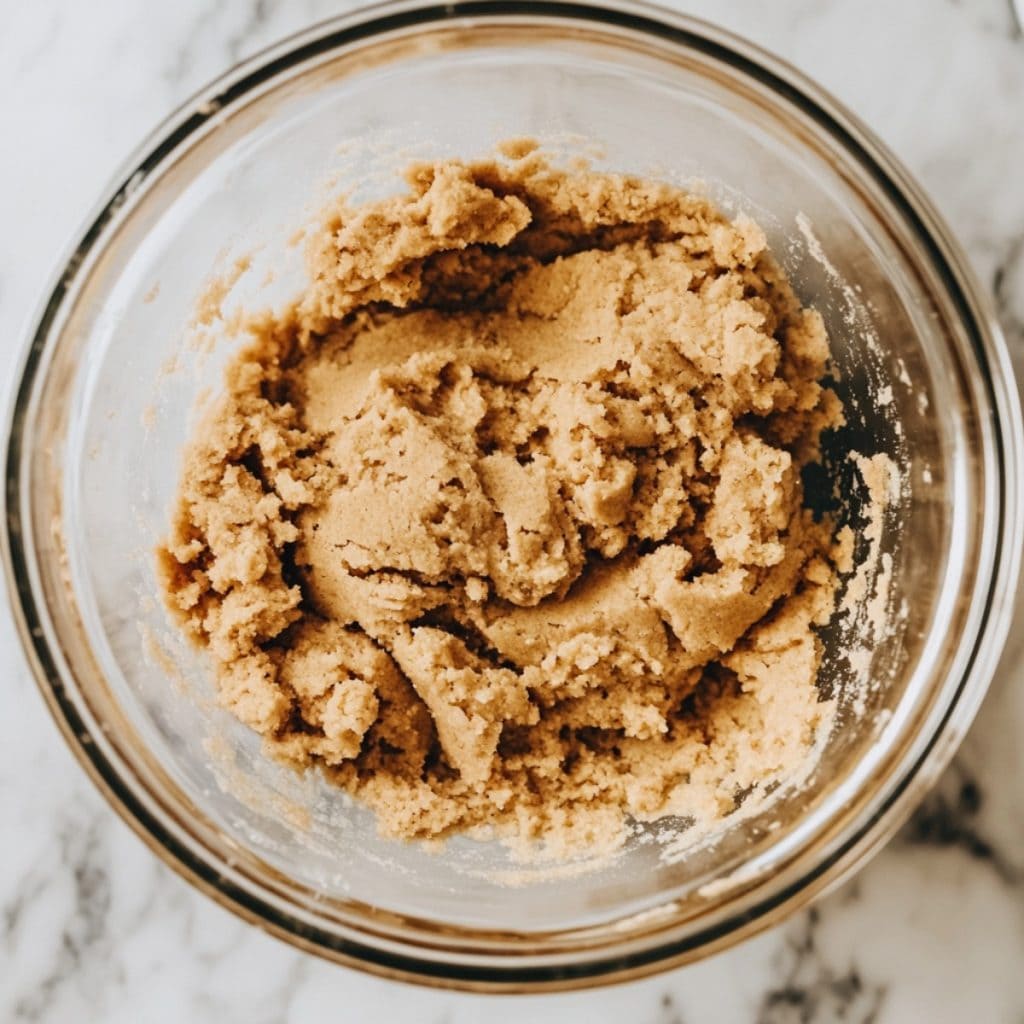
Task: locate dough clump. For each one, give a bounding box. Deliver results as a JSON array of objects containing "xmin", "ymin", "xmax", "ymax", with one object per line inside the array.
[{"xmin": 159, "ymin": 146, "xmax": 844, "ymax": 855}]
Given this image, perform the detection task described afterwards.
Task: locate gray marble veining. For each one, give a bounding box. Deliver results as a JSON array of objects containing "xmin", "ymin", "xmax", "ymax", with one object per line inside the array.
[{"xmin": 2, "ymin": 0, "xmax": 1023, "ymax": 1020}]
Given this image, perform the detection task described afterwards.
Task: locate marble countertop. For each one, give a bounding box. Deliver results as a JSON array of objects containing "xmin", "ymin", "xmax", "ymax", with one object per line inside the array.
[{"xmin": 2, "ymin": 0, "xmax": 1024, "ymax": 1020}]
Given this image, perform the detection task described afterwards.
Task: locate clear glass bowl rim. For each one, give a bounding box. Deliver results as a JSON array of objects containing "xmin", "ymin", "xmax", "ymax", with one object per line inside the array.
[{"xmin": 4, "ymin": 0, "xmax": 1022, "ymax": 992}]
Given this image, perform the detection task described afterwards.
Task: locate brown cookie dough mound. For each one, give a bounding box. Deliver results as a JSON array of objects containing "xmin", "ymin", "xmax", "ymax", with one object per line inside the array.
[{"xmin": 159, "ymin": 146, "xmax": 845, "ymax": 855}]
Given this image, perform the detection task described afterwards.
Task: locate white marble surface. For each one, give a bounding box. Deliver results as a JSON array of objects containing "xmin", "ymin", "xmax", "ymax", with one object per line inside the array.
[{"xmin": 2, "ymin": 0, "xmax": 1024, "ymax": 1020}]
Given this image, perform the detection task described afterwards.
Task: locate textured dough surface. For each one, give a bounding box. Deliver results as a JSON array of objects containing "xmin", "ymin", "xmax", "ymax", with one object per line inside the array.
[{"xmin": 158, "ymin": 145, "xmax": 844, "ymax": 855}]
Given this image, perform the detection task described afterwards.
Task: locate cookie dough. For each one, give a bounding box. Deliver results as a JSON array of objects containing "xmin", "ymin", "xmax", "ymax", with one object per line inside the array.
[{"xmin": 159, "ymin": 144, "xmax": 844, "ymax": 854}]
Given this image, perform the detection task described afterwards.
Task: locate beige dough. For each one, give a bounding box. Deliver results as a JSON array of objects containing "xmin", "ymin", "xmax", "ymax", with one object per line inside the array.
[{"xmin": 159, "ymin": 143, "xmax": 845, "ymax": 855}]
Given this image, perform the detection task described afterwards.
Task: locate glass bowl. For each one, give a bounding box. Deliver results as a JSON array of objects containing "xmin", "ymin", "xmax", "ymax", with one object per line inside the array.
[{"xmin": 4, "ymin": 0, "xmax": 1021, "ymax": 991}]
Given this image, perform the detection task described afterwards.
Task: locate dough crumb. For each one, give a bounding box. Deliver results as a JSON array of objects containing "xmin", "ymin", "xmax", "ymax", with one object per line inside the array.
[{"xmin": 158, "ymin": 148, "xmax": 848, "ymax": 857}]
